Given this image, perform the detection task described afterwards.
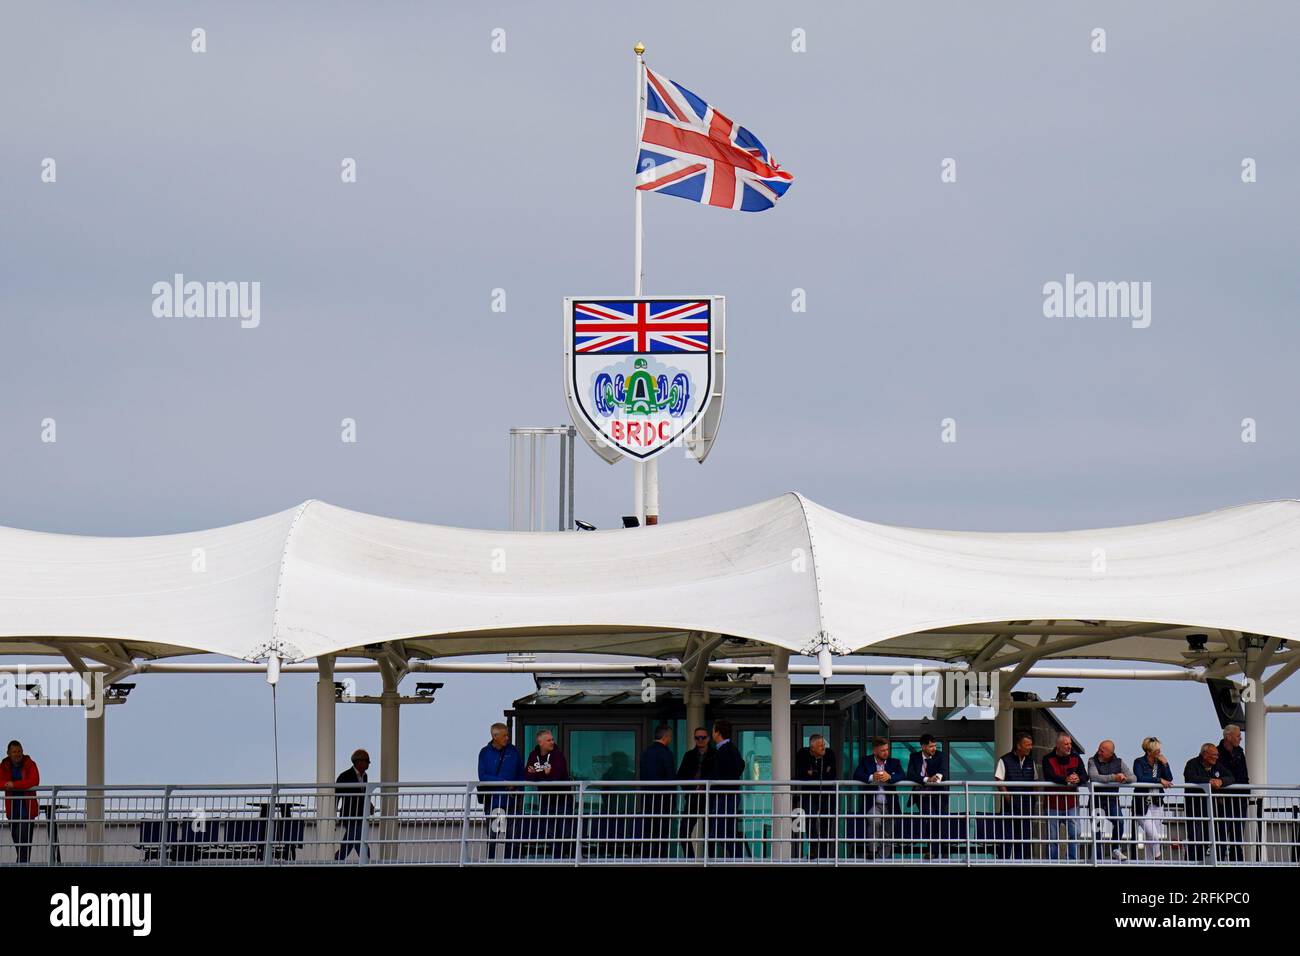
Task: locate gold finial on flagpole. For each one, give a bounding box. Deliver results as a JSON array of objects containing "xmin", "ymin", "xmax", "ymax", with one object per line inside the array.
[{"xmin": 633, "ymin": 42, "xmax": 645, "ymax": 56}]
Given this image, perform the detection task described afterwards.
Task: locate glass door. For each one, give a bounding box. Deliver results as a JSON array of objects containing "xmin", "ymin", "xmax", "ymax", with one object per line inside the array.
[{"xmin": 737, "ymin": 728, "xmax": 772, "ymax": 859}]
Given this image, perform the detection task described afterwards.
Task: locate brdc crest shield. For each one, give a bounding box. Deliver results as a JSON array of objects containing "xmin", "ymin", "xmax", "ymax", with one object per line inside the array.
[{"xmin": 563, "ymin": 296, "xmax": 725, "ymax": 463}]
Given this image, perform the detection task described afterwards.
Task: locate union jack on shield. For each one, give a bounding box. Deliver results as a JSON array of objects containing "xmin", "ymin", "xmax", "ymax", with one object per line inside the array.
[
  {"xmin": 573, "ymin": 299, "xmax": 709, "ymax": 354},
  {"xmin": 636, "ymin": 65, "xmax": 794, "ymax": 212}
]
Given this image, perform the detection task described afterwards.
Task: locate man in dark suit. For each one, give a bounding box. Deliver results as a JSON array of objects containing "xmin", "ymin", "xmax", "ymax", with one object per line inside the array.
[
  {"xmin": 1215, "ymin": 725, "xmax": 1249, "ymax": 862},
  {"xmin": 794, "ymin": 734, "xmax": 838, "ymax": 859},
  {"xmin": 1184, "ymin": 743, "xmax": 1235, "ymax": 863},
  {"xmin": 638, "ymin": 724, "xmax": 676, "ymax": 859},
  {"xmin": 334, "ymin": 748, "xmax": 374, "ymax": 861},
  {"xmin": 905, "ymin": 734, "xmax": 951, "ymax": 859},
  {"xmin": 676, "ymin": 726, "xmax": 715, "ymax": 858},
  {"xmin": 853, "ymin": 737, "xmax": 905, "ymax": 859},
  {"xmin": 708, "ymin": 719, "xmax": 747, "ymax": 860}
]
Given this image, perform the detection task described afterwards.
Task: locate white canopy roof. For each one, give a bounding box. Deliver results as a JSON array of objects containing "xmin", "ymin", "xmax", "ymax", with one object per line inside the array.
[{"xmin": 1, "ymin": 495, "xmax": 1297, "ymax": 673}]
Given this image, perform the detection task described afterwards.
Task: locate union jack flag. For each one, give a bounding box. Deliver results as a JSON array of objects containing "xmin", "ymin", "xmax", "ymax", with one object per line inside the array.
[
  {"xmin": 636, "ymin": 65, "xmax": 794, "ymax": 212},
  {"xmin": 573, "ymin": 300, "xmax": 710, "ymax": 354}
]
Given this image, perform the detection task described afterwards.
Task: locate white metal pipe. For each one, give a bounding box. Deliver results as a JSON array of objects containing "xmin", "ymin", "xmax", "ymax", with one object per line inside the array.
[
  {"xmin": 644, "ymin": 460, "xmax": 659, "ymax": 524},
  {"xmin": 0, "ymin": 660, "xmax": 1207, "ymax": 680},
  {"xmin": 1012, "ymin": 667, "xmax": 1201, "ymax": 681},
  {"xmin": 633, "ymin": 462, "xmax": 645, "ymax": 526}
]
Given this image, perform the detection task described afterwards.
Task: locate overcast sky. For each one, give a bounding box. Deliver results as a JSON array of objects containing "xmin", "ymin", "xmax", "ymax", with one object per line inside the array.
[{"xmin": 1, "ymin": 1, "xmax": 1297, "ymax": 784}]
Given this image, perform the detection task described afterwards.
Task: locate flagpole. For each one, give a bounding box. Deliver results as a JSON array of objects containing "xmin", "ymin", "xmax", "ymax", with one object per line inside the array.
[{"xmin": 633, "ymin": 42, "xmax": 656, "ymax": 526}]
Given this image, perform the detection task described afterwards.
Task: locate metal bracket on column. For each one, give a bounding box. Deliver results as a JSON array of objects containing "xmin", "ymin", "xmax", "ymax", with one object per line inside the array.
[
  {"xmin": 682, "ymin": 633, "xmax": 727, "ymax": 691},
  {"xmin": 800, "ymin": 633, "xmax": 847, "ymax": 681},
  {"xmin": 248, "ymin": 639, "xmax": 305, "ymax": 664},
  {"xmin": 799, "ymin": 633, "xmax": 849, "ymax": 657}
]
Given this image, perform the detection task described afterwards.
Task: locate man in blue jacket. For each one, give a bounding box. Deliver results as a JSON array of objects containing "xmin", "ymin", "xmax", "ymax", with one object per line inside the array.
[
  {"xmin": 853, "ymin": 737, "xmax": 904, "ymax": 859},
  {"xmin": 906, "ymin": 735, "xmax": 952, "ymax": 859},
  {"xmin": 477, "ymin": 722, "xmax": 524, "ymax": 860}
]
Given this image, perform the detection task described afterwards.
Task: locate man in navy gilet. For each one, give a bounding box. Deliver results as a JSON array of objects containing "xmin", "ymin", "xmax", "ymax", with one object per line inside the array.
[{"xmin": 994, "ymin": 730, "xmax": 1037, "ymax": 860}]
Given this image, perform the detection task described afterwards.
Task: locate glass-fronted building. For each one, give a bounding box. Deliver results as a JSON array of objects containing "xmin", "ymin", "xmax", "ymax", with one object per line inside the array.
[
  {"xmin": 504, "ymin": 675, "xmax": 1080, "ymax": 857},
  {"xmin": 506, "ymin": 675, "xmax": 1078, "ymax": 782},
  {"xmin": 505, "ymin": 675, "xmax": 889, "ymax": 783}
]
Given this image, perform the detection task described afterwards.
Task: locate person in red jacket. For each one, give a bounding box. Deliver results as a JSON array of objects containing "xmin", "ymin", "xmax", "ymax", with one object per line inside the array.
[
  {"xmin": 1, "ymin": 740, "xmax": 40, "ymax": 863},
  {"xmin": 1041, "ymin": 733, "xmax": 1089, "ymax": 861}
]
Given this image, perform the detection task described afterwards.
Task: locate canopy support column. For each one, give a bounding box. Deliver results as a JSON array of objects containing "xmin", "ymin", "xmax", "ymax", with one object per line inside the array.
[
  {"xmin": 1243, "ymin": 640, "xmax": 1275, "ymax": 862},
  {"xmin": 1245, "ymin": 639, "xmax": 1273, "ymax": 787},
  {"xmin": 994, "ymin": 691, "xmax": 1014, "ymax": 759},
  {"xmin": 770, "ymin": 648, "xmax": 792, "ymax": 861},
  {"xmin": 682, "ymin": 632, "xmax": 724, "ymax": 738},
  {"xmin": 86, "ymin": 704, "xmax": 105, "ymax": 865},
  {"xmin": 316, "ymin": 654, "xmax": 336, "ymax": 859},
  {"xmin": 379, "ymin": 667, "xmax": 401, "ymax": 862},
  {"xmin": 685, "ymin": 691, "xmax": 707, "ymax": 743}
]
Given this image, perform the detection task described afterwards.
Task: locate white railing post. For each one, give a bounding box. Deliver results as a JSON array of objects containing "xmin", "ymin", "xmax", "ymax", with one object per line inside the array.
[
  {"xmin": 47, "ymin": 787, "xmax": 59, "ymax": 866},
  {"xmin": 1088, "ymin": 782, "xmax": 1100, "ymax": 865},
  {"xmin": 358, "ymin": 782, "xmax": 373, "ymax": 865},
  {"xmin": 1207, "ymin": 784, "xmax": 1218, "ymax": 867},
  {"xmin": 703, "ymin": 781, "xmax": 711, "ymax": 867},
  {"xmin": 159, "ymin": 787, "xmax": 171, "ymax": 866},
  {"xmin": 262, "ymin": 786, "xmax": 278, "ymax": 864},
  {"xmin": 574, "ymin": 782, "xmax": 584, "ymax": 865},
  {"xmin": 459, "ymin": 784, "xmax": 472, "ymax": 866},
  {"xmin": 964, "ymin": 782, "xmax": 972, "ymax": 865}
]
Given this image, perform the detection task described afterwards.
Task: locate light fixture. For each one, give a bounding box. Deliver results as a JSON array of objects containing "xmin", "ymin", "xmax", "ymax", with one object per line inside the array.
[
  {"xmin": 105, "ymin": 683, "xmax": 134, "ymax": 701},
  {"xmin": 621, "ymin": 516, "xmax": 640, "ymax": 529},
  {"xmin": 1054, "ymin": 686, "xmax": 1083, "ymax": 702},
  {"xmin": 415, "ymin": 682, "xmax": 443, "ymax": 699},
  {"xmin": 575, "ymin": 519, "xmax": 596, "ymax": 531},
  {"xmin": 1186, "ymin": 633, "xmax": 1208, "ymax": 652}
]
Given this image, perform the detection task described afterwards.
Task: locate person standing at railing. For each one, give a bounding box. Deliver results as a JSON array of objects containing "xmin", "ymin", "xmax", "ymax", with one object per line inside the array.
[
  {"xmin": 524, "ymin": 729, "xmax": 573, "ymax": 859},
  {"xmin": 1132, "ymin": 737, "xmax": 1174, "ymax": 861},
  {"xmin": 707, "ymin": 719, "xmax": 746, "ymax": 860},
  {"xmin": 675, "ymin": 727, "xmax": 715, "ymax": 859},
  {"xmin": 1041, "ymin": 733, "xmax": 1089, "ymax": 861},
  {"xmin": 1088, "ymin": 740, "xmax": 1132, "ymax": 862},
  {"xmin": 477, "ymin": 723, "xmax": 524, "ymax": 861},
  {"xmin": 1, "ymin": 741, "xmax": 39, "ymax": 864},
  {"xmin": 1216, "ymin": 725, "xmax": 1249, "ymax": 863},
  {"xmin": 1183, "ymin": 743, "xmax": 1234, "ymax": 863},
  {"xmin": 853, "ymin": 736, "xmax": 904, "ymax": 860},
  {"xmin": 993, "ymin": 731, "xmax": 1037, "ymax": 861},
  {"xmin": 905, "ymin": 734, "xmax": 950, "ymax": 860},
  {"xmin": 794, "ymin": 734, "xmax": 838, "ymax": 860},
  {"xmin": 334, "ymin": 749, "xmax": 374, "ymax": 862},
  {"xmin": 638, "ymin": 724, "xmax": 676, "ymax": 860}
]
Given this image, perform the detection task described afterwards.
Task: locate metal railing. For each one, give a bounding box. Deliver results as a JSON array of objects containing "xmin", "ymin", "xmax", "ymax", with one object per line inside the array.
[{"xmin": 2, "ymin": 781, "xmax": 1296, "ymax": 865}]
